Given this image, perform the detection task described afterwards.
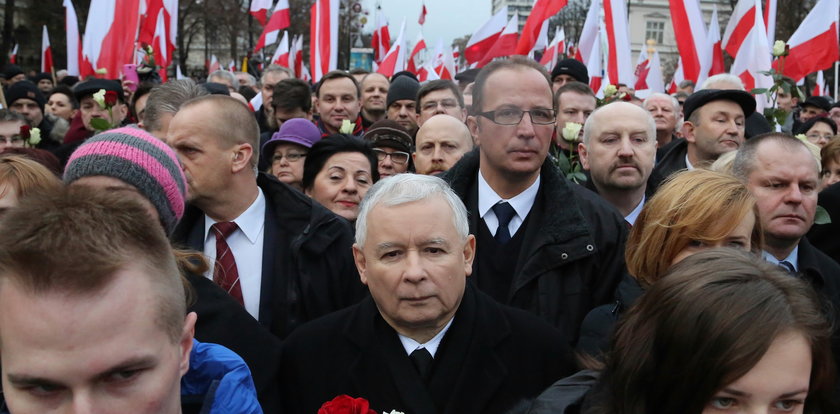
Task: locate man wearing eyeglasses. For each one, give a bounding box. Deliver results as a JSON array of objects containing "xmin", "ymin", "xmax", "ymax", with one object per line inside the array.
[
  {"xmin": 441, "ymin": 57, "xmax": 628, "ymax": 346},
  {"xmin": 0, "ymin": 110, "xmax": 27, "ymax": 152},
  {"xmin": 364, "ymin": 120, "xmax": 413, "ymax": 178},
  {"xmin": 416, "ymin": 80, "xmax": 467, "ymax": 126}
]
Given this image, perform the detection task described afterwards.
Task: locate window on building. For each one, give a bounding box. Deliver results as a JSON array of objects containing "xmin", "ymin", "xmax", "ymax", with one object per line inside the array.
[{"xmin": 645, "ymin": 21, "xmax": 665, "ymax": 45}]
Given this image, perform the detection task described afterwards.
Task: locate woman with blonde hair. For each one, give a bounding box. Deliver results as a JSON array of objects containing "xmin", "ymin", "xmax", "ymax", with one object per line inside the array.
[
  {"xmin": 0, "ymin": 154, "xmax": 62, "ymax": 218},
  {"xmin": 577, "ymin": 169, "xmax": 761, "ymax": 355}
]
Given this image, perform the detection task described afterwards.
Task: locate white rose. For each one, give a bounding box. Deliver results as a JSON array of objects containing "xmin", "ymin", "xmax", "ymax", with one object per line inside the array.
[
  {"xmin": 93, "ymin": 89, "xmax": 107, "ymax": 108},
  {"xmin": 28, "ymin": 127, "xmax": 41, "ymax": 147},
  {"xmin": 604, "ymin": 84, "xmax": 617, "ymax": 98},
  {"xmin": 561, "ymin": 122, "xmax": 583, "ymax": 142},
  {"xmin": 772, "ymin": 40, "xmax": 786, "ymax": 57},
  {"xmin": 339, "ymin": 119, "xmax": 356, "ymax": 134}
]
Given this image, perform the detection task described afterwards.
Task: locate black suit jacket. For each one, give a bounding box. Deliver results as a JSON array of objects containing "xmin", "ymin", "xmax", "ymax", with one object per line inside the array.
[{"xmin": 278, "ymin": 284, "xmax": 575, "ymax": 414}]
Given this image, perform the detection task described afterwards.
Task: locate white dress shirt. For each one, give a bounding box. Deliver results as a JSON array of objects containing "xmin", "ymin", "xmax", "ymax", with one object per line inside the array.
[
  {"xmin": 477, "ymin": 170, "xmax": 540, "ymax": 238},
  {"xmin": 398, "ymin": 318, "xmax": 454, "ymax": 358},
  {"xmin": 763, "ymin": 246, "xmax": 800, "ymax": 272},
  {"xmin": 203, "ymin": 188, "xmax": 266, "ymax": 319},
  {"xmin": 625, "ymin": 195, "xmax": 645, "ymax": 226}
]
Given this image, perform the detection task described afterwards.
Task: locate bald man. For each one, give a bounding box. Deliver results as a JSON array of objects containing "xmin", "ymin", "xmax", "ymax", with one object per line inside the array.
[{"xmin": 413, "ymin": 114, "xmax": 474, "ymax": 175}]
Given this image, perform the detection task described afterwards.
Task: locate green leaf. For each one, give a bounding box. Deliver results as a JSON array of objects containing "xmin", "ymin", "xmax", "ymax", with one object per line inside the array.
[
  {"xmin": 815, "ymin": 205, "xmax": 832, "ymax": 225},
  {"xmin": 751, "ymin": 88, "xmax": 768, "ymax": 95},
  {"xmin": 571, "ymin": 171, "xmax": 587, "ymax": 183},
  {"xmin": 89, "ymin": 118, "xmax": 112, "ymax": 131}
]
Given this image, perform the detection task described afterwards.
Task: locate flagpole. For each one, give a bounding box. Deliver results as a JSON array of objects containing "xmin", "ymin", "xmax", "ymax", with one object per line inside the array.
[{"xmin": 835, "ymin": 61, "xmax": 838, "ymax": 99}]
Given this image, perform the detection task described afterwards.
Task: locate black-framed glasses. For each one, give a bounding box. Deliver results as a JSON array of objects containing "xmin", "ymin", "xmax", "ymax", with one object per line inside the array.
[
  {"xmin": 372, "ymin": 148, "xmax": 410, "ymax": 164},
  {"xmin": 0, "ymin": 135, "xmax": 24, "ymax": 145},
  {"xmin": 272, "ymin": 152, "xmax": 307, "ymax": 163},
  {"xmin": 421, "ymin": 99, "xmax": 460, "ymax": 112},
  {"xmin": 477, "ymin": 107, "xmax": 556, "ymax": 125}
]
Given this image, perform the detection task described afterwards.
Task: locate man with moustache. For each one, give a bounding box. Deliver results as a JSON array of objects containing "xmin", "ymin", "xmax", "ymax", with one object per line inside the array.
[{"xmin": 413, "ymin": 114, "xmax": 474, "ymax": 176}]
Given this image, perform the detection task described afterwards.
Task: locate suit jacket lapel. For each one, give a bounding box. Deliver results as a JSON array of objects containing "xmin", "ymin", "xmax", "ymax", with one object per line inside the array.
[{"xmin": 259, "ymin": 201, "xmax": 278, "ymax": 326}]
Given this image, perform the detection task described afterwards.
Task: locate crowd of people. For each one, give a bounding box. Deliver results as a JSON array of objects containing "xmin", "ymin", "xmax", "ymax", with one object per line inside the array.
[{"xmin": 0, "ymin": 53, "xmax": 839, "ymax": 414}]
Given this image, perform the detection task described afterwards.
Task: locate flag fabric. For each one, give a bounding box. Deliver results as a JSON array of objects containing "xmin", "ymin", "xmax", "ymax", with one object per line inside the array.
[
  {"xmin": 8, "ymin": 44, "xmax": 17, "ymax": 65},
  {"xmin": 633, "ymin": 49, "xmax": 664, "ymax": 99},
  {"xmin": 63, "ymin": 0, "xmax": 81, "ymax": 76},
  {"xmin": 707, "ymin": 5, "xmax": 725, "ymax": 76},
  {"xmin": 477, "ymin": 11, "xmax": 519, "ymax": 67},
  {"xmin": 417, "ymin": 61, "xmax": 440, "ymax": 82},
  {"xmin": 250, "ymin": 0, "xmax": 272, "ymax": 26},
  {"xmin": 765, "ymin": 0, "xmax": 778, "ymax": 46},
  {"xmin": 41, "ymin": 26, "xmax": 53, "ymax": 73},
  {"xmin": 576, "ymin": 0, "xmax": 599, "ymax": 63},
  {"xmin": 730, "ymin": 0, "xmax": 772, "ymax": 100},
  {"xmin": 293, "ymin": 35, "xmax": 305, "ymax": 79},
  {"xmin": 773, "ymin": 0, "xmax": 839, "ymax": 81},
  {"xmin": 310, "ymin": 0, "xmax": 339, "ymax": 82},
  {"xmin": 407, "ymin": 32, "xmax": 427, "ymax": 73},
  {"xmin": 228, "ymin": 60, "xmax": 236, "ymax": 72},
  {"xmin": 209, "ymin": 55, "xmax": 220, "ymax": 72},
  {"xmin": 515, "ymin": 0, "xmax": 567, "ymax": 55},
  {"xmin": 604, "ymin": 0, "xmax": 634, "ymax": 85},
  {"xmin": 151, "ymin": 8, "xmax": 169, "ymax": 81},
  {"xmin": 586, "ymin": 28, "xmax": 603, "ymax": 94},
  {"xmin": 464, "ymin": 6, "xmax": 507, "ymax": 65},
  {"xmin": 667, "ymin": 58, "xmax": 685, "ymax": 94},
  {"xmin": 371, "ymin": 10, "xmax": 391, "ymax": 62},
  {"xmin": 249, "ymin": 92, "xmax": 263, "ymax": 112},
  {"xmin": 814, "ymin": 71, "xmax": 827, "ymax": 96},
  {"xmin": 669, "ymin": 0, "xmax": 709, "ymax": 84},
  {"xmin": 176, "ymin": 64, "xmax": 186, "ymax": 80},
  {"xmin": 377, "ymin": 20, "xmax": 407, "ymax": 78},
  {"xmin": 254, "ymin": 0, "xmax": 291, "ymax": 52},
  {"xmin": 270, "ymin": 31, "xmax": 291, "ymax": 67},
  {"xmin": 288, "ymin": 34, "xmax": 299, "ymax": 76},
  {"xmin": 418, "ymin": 3, "xmax": 428, "ymax": 25},
  {"xmin": 531, "ymin": 19, "xmax": 551, "ymax": 56},
  {"xmin": 539, "ymin": 27, "xmax": 565, "ymax": 70},
  {"xmin": 436, "ymin": 43, "xmax": 457, "ymax": 79},
  {"xmin": 81, "ymin": 0, "xmax": 141, "ymax": 78},
  {"xmin": 137, "ymin": 0, "xmax": 177, "ymax": 69},
  {"xmin": 722, "ymin": 0, "xmax": 758, "ymax": 58}
]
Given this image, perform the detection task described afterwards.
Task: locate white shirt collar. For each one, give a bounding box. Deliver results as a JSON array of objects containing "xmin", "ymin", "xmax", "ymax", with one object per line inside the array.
[
  {"xmin": 763, "ymin": 246, "xmax": 800, "ymax": 271},
  {"xmin": 398, "ymin": 318, "xmax": 454, "ymax": 358},
  {"xmin": 625, "ymin": 195, "xmax": 645, "ymax": 226},
  {"xmin": 477, "ymin": 170, "xmax": 540, "ymax": 220},
  {"xmin": 684, "ymin": 153, "xmax": 695, "ymax": 170},
  {"xmin": 203, "ymin": 188, "xmax": 266, "ymax": 244}
]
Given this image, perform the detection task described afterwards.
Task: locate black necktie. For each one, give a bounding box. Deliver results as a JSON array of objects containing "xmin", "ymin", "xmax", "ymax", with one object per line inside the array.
[
  {"xmin": 409, "ymin": 348, "xmax": 433, "ymax": 381},
  {"xmin": 492, "ymin": 202, "xmax": 516, "ymax": 244},
  {"xmin": 779, "ymin": 260, "xmax": 796, "ymax": 274}
]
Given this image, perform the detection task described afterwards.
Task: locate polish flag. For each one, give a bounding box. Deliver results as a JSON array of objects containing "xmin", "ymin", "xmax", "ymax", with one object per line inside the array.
[
  {"xmin": 270, "ymin": 31, "xmax": 291, "ymax": 67},
  {"xmin": 287, "ymin": 34, "xmax": 299, "ymax": 75},
  {"xmin": 587, "ymin": 28, "xmax": 603, "ymax": 94},
  {"xmin": 669, "ymin": 0, "xmax": 709, "ymax": 84},
  {"xmin": 633, "ymin": 49, "xmax": 664, "ymax": 99},
  {"xmin": 176, "ymin": 64, "xmax": 186, "ymax": 80},
  {"xmin": 667, "ymin": 58, "xmax": 685, "ymax": 94},
  {"xmin": 707, "ymin": 5, "xmax": 725, "ymax": 76},
  {"xmin": 604, "ymin": 0, "xmax": 634, "ymax": 86},
  {"xmin": 208, "ymin": 55, "xmax": 220, "ymax": 73},
  {"xmin": 254, "ymin": 0, "xmax": 291, "ymax": 52},
  {"xmin": 477, "ymin": 11, "xmax": 519, "ymax": 67},
  {"xmin": 249, "ymin": 92, "xmax": 262, "ymax": 113},
  {"xmin": 515, "ymin": 0, "xmax": 567, "ymax": 55},
  {"xmin": 531, "ymin": 19, "xmax": 551, "ymax": 56},
  {"xmin": 81, "ymin": 0, "xmax": 141, "ymax": 78},
  {"xmin": 576, "ymin": 0, "xmax": 599, "ymax": 63},
  {"xmin": 722, "ymin": 0, "xmax": 758, "ymax": 58},
  {"xmin": 418, "ymin": 3, "xmax": 428, "ymax": 25},
  {"xmin": 41, "ymin": 26, "xmax": 53, "ymax": 73},
  {"xmin": 377, "ymin": 20, "xmax": 406, "ymax": 78},
  {"xmin": 407, "ymin": 32, "xmax": 427, "ymax": 74},
  {"xmin": 293, "ymin": 35, "xmax": 305, "ymax": 79},
  {"xmin": 765, "ymin": 0, "xmax": 778, "ymax": 46},
  {"xmin": 250, "ymin": 0, "xmax": 272, "ymax": 26},
  {"xmin": 436, "ymin": 43, "xmax": 457, "ymax": 80},
  {"xmin": 371, "ymin": 11, "xmax": 390, "ymax": 63},
  {"xmin": 137, "ymin": 0, "xmax": 177, "ymax": 69},
  {"xmin": 417, "ymin": 62, "xmax": 440, "ymax": 82},
  {"xmin": 228, "ymin": 60, "xmax": 236, "ymax": 72},
  {"xmin": 300, "ymin": 63, "xmax": 312, "ymax": 83},
  {"xmin": 730, "ymin": 1, "xmax": 772, "ymax": 95},
  {"xmin": 151, "ymin": 8, "xmax": 169, "ymax": 80},
  {"xmin": 310, "ymin": 0, "xmax": 338, "ymax": 82},
  {"xmin": 540, "ymin": 27, "xmax": 565, "ymax": 70},
  {"xmin": 7, "ymin": 44, "xmax": 16, "ymax": 65},
  {"xmin": 773, "ymin": 0, "xmax": 839, "ymax": 82},
  {"xmin": 813, "ymin": 71, "xmax": 828, "ymax": 96},
  {"xmin": 64, "ymin": 0, "xmax": 81, "ymax": 76},
  {"xmin": 464, "ymin": 6, "xmax": 507, "ymax": 65}
]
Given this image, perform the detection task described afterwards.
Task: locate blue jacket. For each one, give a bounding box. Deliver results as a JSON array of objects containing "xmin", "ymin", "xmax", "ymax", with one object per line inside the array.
[{"xmin": 181, "ymin": 340, "xmax": 263, "ymax": 414}]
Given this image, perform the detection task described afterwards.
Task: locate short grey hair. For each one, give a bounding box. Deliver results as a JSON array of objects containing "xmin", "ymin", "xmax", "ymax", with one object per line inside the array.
[
  {"xmin": 582, "ymin": 101, "xmax": 656, "ymax": 146},
  {"xmin": 355, "ymin": 174, "xmax": 469, "ymax": 247},
  {"xmin": 144, "ymin": 79, "xmax": 209, "ymax": 134},
  {"xmin": 236, "ymin": 71, "xmax": 257, "ymax": 87},
  {"xmin": 207, "ymin": 70, "xmax": 237, "ymax": 86},
  {"xmin": 701, "ymin": 73, "xmax": 745, "ymax": 91},
  {"xmin": 643, "ymin": 92, "xmax": 680, "ymax": 113},
  {"xmin": 0, "ymin": 109, "xmax": 26, "ymax": 124},
  {"xmin": 261, "ymin": 65, "xmax": 293, "ymax": 84},
  {"xmin": 732, "ymin": 133, "xmax": 820, "ymax": 181}
]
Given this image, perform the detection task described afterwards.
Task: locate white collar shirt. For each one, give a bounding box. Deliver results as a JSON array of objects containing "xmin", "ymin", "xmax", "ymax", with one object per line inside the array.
[{"xmin": 477, "ymin": 170, "xmax": 540, "ymax": 238}]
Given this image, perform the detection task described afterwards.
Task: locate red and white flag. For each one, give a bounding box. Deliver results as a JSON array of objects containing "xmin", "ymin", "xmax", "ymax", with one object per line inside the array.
[
  {"xmin": 227, "ymin": 60, "xmax": 236, "ymax": 72},
  {"xmin": 287, "ymin": 33, "xmax": 299, "ymax": 75},
  {"xmin": 371, "ymin": 10, "xmax": 391, "ymax": 63},
  {"xmin": 477, "ymin": 11, "xmax": 519, "ymax": 67},
  {"xmin": 81, "ymin": 0, "xmax": 141, "ymax": 78},
  {"xmin": 730, "ymin": 0, "xmax": 772, "ymax": 96},
  {"xmin": 437, "ymin": 43, "xmax": 457, "ymax": 80},
  {"xmin": 151, "ymin": 8, "xmax": 169, "ymax": 81},
  {"xmin": 208, "ymin": 55, "xmax": 220, "ymax": 73},
  {"xmin": 137, "ymin": 0, "xmax": 177, "ymax": 70},
  {"xmin": 576, "ymin": 0, "xmax": 599, "ymax": 63},
  {"xmin": 310, "ymin": 0, "xmax": 338, "ymax": 82},
  {"xmin": 407, "ymin": 32, "xmax": 427, "ymax": 74},
  {"xmin": 176, "ymin": 64, "xmax": 186, "ymax": 80},
  {"xmin": 64, "ymin": 0, "xmax": 81, "ymax": 76},
  {"xmin": 250, "ymin": 0, "xmax": 272, "ymax": 26},
  {"xmin": 813, "ymin": 71, "xmax": 829, "ymax": 96},
  {"xmin": 254, "ymin": 0, "xmax": 290, "ymax": 52},
  {"xmin": 540, "ymin": 27, "xmax": 565, "ymax": 70},
  {"xmin": 270, "ymin": 31, "xmax": 291, "ymax": 67},
  {"xmin": 707, "ymin": 5, "xmax": 725, "ymax": 76},
  {"xmin": 669, "ymin": 0, "xmax": 709, "ymax": 84},
  {"xmin": 418, "ymin": 3, "xmax": 428, "ymax": 25},
  {"xmin": 41, "ymin": 26, "xmax": 53, "ymax": 73},
  {"xmin": 515, "ymin": 0, "xmax": 567, "ymax": 55},
  {"xmin": 464, "ymin": 6, "xmax": 507, "ymax": 65},
  {"xmin": 293, "ymin": 35, "xmax": 305, "ymax": 79},
  {"xmin": 587, "ymin": 28, "xmax": 603, "ymax": 94},
  {"xmin": 417, "ymin": 61, "xmax": 440, "ymax": 82},
  {"xmin": 7, "ymin": 44, "xmax": 16, "ymax": 65},
  {"xmin": 530, "ymin": 20, "xmax": 551, "ymax": 57},
  {"xmin": 604, "ymin": 0, "xmax": 634, "ymax": 86},
  {"xmin": 377, "ymin": 20, "xmax": 406, "ymax": 78},
  {"xmin": 667, "ymin": 58, "xmax": 685, "ymax": 94},
  {"xmin": 773, "ymin": 0, "xmax": 839, "ymax": 81},
  {"xmin": 722, "ymin": 0, "xmax": 758, "ymax": 58},
  {"xmin": 765, "ymin": 0, "xmax": 778, "ymax": 46},
  {"xmin": 633, "ymin": 49, "xmax": 664, "ymax": 99}
]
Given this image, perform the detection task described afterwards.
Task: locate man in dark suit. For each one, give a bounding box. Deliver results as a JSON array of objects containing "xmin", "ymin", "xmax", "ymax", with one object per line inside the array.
[
  {"xmin": 167, "ymin": 94, "xmax": 365, "ymax": 339},
  {"xmin": 278, "ymin": 174, "xmax": 574, "ymax": 414}
]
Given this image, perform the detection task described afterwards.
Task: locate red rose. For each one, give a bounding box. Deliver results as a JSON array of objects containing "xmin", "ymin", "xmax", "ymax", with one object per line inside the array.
[
  {"xmin": 19, "ymin": 125, "xmax": 30, "ymax": 139},
  {"xmin": 318, "ymin": 395, "xmax": 377, "ymax": 414},
  {"xmin": 104, "ymin": 90, "xmax": 119, "ymax": 106}
]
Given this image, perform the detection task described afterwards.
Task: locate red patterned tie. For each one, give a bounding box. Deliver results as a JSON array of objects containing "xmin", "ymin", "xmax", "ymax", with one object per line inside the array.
[{"xmin": 211, "ymin": 221, "xmax": 244, "ymax": 305}]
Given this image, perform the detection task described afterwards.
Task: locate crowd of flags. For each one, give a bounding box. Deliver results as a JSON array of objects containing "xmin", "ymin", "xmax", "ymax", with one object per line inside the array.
[{"xmin": 9, "ymin": 0, "xmax": 840, "ymax": 102}]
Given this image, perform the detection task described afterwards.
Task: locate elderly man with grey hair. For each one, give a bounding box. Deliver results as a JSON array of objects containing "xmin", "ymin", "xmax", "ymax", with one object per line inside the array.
[
  {"xmin": 207, "ymin": 70, "xmax": 238, "ymax": 93},
  {"xmin": 278, "ymin": 173, "xmax": 574, "ymax": 414},
  {"xmin": 579, "ymin": 102, "xmax": 659, "ymax": 225},
  {"xmin": 256, "ymin": 65, "xmax": 294, "ymax": 133},
  {"xmin": 141, "ymin": 79, "xmax": 209, "ymax": 140},
  {"xmin": 642, "ymin": 92, "xmax": 682, "ymax": 156}
]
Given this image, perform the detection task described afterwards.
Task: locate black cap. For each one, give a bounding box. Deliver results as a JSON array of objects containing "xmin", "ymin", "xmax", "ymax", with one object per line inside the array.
[
  {"xmin": 73, "ymin": 79, "xmax": 125, "ymax": 102},
  {"xmin": 2, "ymin": 64, "xmax": 23, "ymax": 80},
  {"xmin": 386, "ymin": 75, "xmax": 420, "ymax": 108},
  {"xmin": 364, "ymin": 120, "xmax": 413, "ymax": 152},
  {"xmin": 551, "ymin": 58, "xmax": 589, "ymax": 85},
  {"xmin": 31, "ymin": 72, "xmax": 52, "ymax": 83},
  {"xmin": 6, "ymin": 81, "xmax": 46, "ymax": 112},
  {"xmin": 454, "ymin": 68, "xmax": 480, "ymax": 84},
  {"xmin": 683, "ymin": 89, "xmax": 756, "ymax": 121},
  {"xmin": 801, "ymin": 96, "xmax": 831, "ymax": 112},
  {"xmin": 202, "ymin": 82, "xmax": 231, "ymax": 96}
]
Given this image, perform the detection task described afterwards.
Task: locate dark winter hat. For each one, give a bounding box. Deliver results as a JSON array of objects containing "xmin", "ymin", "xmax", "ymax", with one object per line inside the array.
[
  {"xmin": 683, "ymin": 89, "xmax": 756, "ymax": 121},
  {"xmin": 262, "ymin": 118, "xmax": 322, "ymax": 164},
  {"xmin": 364, "ymin": 119, "xmax": 412, "ymax": 152},
  {"xmin": 31, "ymin": 72, "xmax": 53, "ymax": 84},
  {"xmin": 551, "ymin": 58, "xmax": 589, "ymax": 85},
  {"xmin": 387, "ymin": 75, "xmax": 421, "ymax": 108},
  {"xmin": 6, "ymin": 81, "xmax": 46, "ymax": 113},
  {"xmin": 73, "ymin": 79, "xmax": 125, "ymax": 102},
  {"xmin": 63, "ymin": 126, "xmax": 186, "ymax": 235},
  {"xmin": 2, "ymin": 64, "xmax": 23, "ymax": 80},
  {"xmin": 801, "ymin": 96, "xmax": 831, "ymax": 112}
]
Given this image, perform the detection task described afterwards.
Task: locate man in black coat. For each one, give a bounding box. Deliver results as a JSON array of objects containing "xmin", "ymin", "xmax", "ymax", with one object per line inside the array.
[
  {"xmin": 168, "ymin": 95, "xmax": 366, "ymax": 339},
  {"xmin": 278, "ymin": 174, "xmax": 574, "ymax": 414},
  {"xmin": 440, "ymin": 57, "xmax": 628, "ymax": 345}
]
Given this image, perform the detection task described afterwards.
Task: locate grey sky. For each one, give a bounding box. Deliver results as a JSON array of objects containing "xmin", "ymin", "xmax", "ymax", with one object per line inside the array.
[{"xmin": 361, "ymin": 0, "xmax": 491, "ymax": 50}]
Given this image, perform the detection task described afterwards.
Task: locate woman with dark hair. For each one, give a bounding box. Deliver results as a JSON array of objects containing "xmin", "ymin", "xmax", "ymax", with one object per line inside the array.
[
  {"xmin": 794, "ymin": 116, "xmax": 837, "ymax": 148},
  {"xmin": 529, "ymin": 249, "xmax": 836, "ymax": 414},
  {"xmin": 303, "ymin": 134, "xmax": 379, "ymax": 223}
]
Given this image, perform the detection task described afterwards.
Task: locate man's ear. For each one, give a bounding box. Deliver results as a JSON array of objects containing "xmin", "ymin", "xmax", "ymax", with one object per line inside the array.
[
  {"xmin": 352, "ymin": 244, "xmax": 368, "ymax": 285},
  {"xmin": 231, "ymin": 143, "xmax": 254, "ymax": 173},
  {"xmin": 179, "ymin": 311, "xmax": 197, "ymax": 377},
  {"xmin": 579, "ymin": 143, "xmax": 590, "ymax": 170},
  {"xmin": 467, "ymin": 116, "xmax": 480, "ymax": 146},
  {"xmin": 682, "ymin": 121, "xmax": 696, "ymax": 144},
  {"xmin": 463, "ymin": 235, "xmax": 476, "ymax": 277}
]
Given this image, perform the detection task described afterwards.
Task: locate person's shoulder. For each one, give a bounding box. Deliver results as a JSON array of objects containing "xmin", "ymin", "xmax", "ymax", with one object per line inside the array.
[
  {"xmin": 478, "ymin": 290, "xmax": 566, "ymax": 344},
  {"xmin": 283, "ymin": 299, "xmax": 365, "ymax": 347}
]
